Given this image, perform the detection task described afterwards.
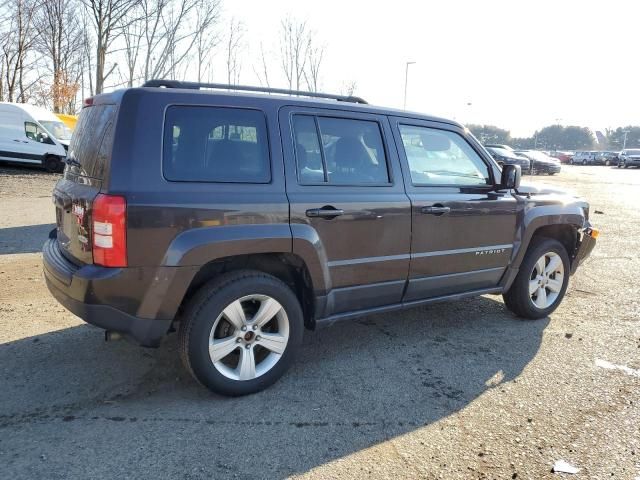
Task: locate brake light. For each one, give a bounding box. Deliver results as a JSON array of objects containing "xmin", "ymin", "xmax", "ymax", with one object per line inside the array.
[
  {"xmin": 92, "ymin": 194, "xmax": 127, "ymax": 267},
  {"xmin": 83, "ymin": 97, "xmax": 94, "ymax": 107}
]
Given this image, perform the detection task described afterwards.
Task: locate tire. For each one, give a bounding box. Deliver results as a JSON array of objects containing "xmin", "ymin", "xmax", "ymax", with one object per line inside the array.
[
  {"xmin": 618, "ymin": 161, "xmax": 623, "ymax": 169},
  {"xmin": 44, "ymin": 155, "xmax": 63, "ymax": 173},
  {"xmin": 503, "ymin": 237, "xmax": 570, "ymax": 320},
  {"xmin": 624, "ymin": 161, "xmax": 629, "ymax": 169},
  {"xmin": 569, "ymin": 159, "xmax": 574, "ymax": 165},
  {"xmin": 179, "ymin": 270, "xmax": 304, "ymax": 396},
  {"xmin": 582, "ymin": 159, "xmax": 587, "ymax": 165},
  {"xmin": 605, "ymin": 160, "xmax": 610, "ymax": 166}
]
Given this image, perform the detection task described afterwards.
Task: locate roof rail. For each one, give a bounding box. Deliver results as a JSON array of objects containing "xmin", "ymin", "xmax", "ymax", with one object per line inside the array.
[{"xmin": 141, "ymin": 79, "xmax": 368, "ymax": 105}]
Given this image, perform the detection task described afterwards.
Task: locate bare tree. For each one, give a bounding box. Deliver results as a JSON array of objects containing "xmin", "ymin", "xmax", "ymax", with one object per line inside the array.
[
  {"xmin": 35, "ymin": 0, "xmax": 84, "ymax": 112},
  {"xmin": 340, "ymin": 81, "xmax": 357, "ymax": 97},
  {"xmin": 194, "ymin": 0, "xmax": 221, "ymax": 82},
  {"xmin": 226, "ymin": 18, "xmax": 244, "ymax": 85},
  {"xmin": 119, "ymin": 0, "xmax": 221, "ymax": 86},
  {"xmin": 0, "ymin": 0, "xmax": 40, "ymax": 102},
  {"xmin": 82, "ymin": 0, "xmax": 139, "ymax": 94},
  {"xmin": 304, "ymin": 39, "xmax": 324, "ymax": 92},
  {"xmin": 279, "ymin": 16, "xmax": 309, "ymax": 91},
  {"xmin": 253, "ymin": 42, "xmax": 270, "ymax": 87}
]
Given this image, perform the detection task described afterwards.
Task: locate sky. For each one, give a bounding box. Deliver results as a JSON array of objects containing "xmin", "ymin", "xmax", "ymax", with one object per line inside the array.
[{"xmin": 216, "ymin": 0, "xmax": 639, "ymax": 137}]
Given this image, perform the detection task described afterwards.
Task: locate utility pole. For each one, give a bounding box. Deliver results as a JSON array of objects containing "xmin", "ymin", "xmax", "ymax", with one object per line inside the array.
[
  {"xmin": 403, "ymin": 61, "xmax": 415, "ymax": 109},
  {"xmin": 623, "ymin": 130, "xmax": 629, "ymax": 149}
]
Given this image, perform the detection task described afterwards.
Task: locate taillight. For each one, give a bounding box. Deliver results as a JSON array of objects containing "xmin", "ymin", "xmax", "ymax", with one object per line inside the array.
[
  {"xmin": 83, "ymin": 97, "xmax": 94, "ymax": 107},
  {"xmin": 92, "ymin": 194, "xmax": 127, "ymax": 267}
]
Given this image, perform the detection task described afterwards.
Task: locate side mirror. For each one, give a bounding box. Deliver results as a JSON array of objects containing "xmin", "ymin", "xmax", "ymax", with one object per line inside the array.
[{"xmin": 500, "ymin": 164, "xmax": 521, "ymax": 190}]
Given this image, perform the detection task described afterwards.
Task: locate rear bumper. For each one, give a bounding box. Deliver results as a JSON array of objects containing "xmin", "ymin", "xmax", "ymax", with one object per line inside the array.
[
  {"xmin": 45, "ymin": 275, "xmax": 171, "ymax": 347},
  {"xmin": 570, "ymin": 225, "xmax": 597, "ymax": 274},
  {"xmin": 43, "ymin": 231, "xmax": 194, "ymax": 347}
]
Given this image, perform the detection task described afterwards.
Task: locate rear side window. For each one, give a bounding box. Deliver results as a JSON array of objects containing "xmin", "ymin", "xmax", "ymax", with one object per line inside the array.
[
  {"xmin": 68, "ymin": 105, "xmax": 116, "ymax": 179},
  {"xmin": 163, "ymin": 106, "xmax": 270, "ymax": 183},
  {"xmin": 292, "ymin": 115, "xmax": 390, "ymax": 185}
]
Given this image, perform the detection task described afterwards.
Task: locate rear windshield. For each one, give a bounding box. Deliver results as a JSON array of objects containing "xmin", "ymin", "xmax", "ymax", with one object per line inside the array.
[{"xmin": 66, "ymin": 104, "xmax": 116, "ymax": 179}]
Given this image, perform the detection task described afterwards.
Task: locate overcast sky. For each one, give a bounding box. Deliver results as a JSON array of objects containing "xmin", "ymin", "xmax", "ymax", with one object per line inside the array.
[{"xmin": 219, "ymin": 0, "xmax": 638, "ymax": 137}]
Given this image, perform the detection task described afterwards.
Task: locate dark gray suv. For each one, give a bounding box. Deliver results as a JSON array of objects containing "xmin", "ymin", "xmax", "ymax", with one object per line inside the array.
[{"xmin": 43, "ymin": 81, "xmax": 597, "ymax": 395}]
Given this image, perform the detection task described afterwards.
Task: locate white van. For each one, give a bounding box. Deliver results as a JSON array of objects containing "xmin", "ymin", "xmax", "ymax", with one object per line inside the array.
[{"xmin": 0, "ymin": 103, "xmax": 69, "ymax": 172}]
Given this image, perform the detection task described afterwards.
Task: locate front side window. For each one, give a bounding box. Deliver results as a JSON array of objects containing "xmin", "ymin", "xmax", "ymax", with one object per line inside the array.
[
  {"xmin": 399, "ymin": 125, "xmax": 490, "ymax": 186},
  {"xmin": 163, "ymin": 106, "xmax": 270, "ymax": 183},
  {"xmin": 25, "ymin": 122, "xmax": 54, "ymax": 144},
  {"xmin": 292, "ymin": 115, "xmax": 390, "ymax": 185}
]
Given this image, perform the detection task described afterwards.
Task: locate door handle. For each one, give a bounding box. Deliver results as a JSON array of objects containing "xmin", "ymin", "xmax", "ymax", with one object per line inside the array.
[
  {"xmin": 421, "ymin": 205, "xmax": 451, "ymax": 215},
  {"xmin": 306, "ymin": 207, "xmax": 344, "ymax": 219}
]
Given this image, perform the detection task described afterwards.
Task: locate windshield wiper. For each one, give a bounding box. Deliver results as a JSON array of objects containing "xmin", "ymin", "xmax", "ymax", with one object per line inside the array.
[{"xmin": 64, "ymin": 157, "xmax": 81, "ymax": 167}]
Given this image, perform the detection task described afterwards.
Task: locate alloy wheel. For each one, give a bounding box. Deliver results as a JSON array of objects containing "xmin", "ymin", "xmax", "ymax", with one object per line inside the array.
[
  {"xmin": 208, "ymin": 294, "xmax": 289, "ymax": 381},
  {"xmin": 529, "ymin": 252, "xmax": 564, "ymax": 309}
]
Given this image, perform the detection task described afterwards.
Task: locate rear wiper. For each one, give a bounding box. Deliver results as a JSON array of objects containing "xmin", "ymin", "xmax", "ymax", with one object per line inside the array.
[{"xmin": 64, "ymin": 157, "xmax": 81, "ymax": 167}]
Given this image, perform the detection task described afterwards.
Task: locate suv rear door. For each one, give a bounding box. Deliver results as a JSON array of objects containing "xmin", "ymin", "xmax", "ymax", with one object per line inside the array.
[
  {"xmin": 279, "ymin": 106, "xmax": 411, "ymax": 316},
  {"xmin": 390, "ymin": 118, "xmax": 518, "ymax": 301},
  {"xmin": 52, "ymin": 102, "xmax": 117, "ymax": 265}
]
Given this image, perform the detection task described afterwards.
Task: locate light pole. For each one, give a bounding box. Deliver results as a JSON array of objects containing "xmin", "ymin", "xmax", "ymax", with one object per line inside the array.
[
  {"xmin": 623, "ymin": 130, "xmax": 629, "ymax": 149},
  {"xmin": 403, "ymin": 61, "xmax": 415, "ymax": 109}
]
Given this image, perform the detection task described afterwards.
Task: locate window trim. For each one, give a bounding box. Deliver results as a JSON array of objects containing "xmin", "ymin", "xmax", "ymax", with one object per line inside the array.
[
  {"xmin": 161, "ymin": 104, "xmax": 272, "ymax": 184},
  {"xmin": 397, "ymin": 122, "xmax": 496, "ymax": 189},
  {"xmin": 291, "ymin": 113, "xmax": 393, "ymax": 187}
]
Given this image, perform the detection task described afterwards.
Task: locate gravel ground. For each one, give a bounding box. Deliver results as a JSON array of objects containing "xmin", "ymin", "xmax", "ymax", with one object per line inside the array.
[{"xmin": 0, "ymin": 164, "xmax": 638, "ymax": 479}]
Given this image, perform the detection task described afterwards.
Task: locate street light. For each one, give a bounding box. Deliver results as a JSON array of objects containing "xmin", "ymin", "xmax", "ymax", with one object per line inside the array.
[
  {"xmin": 403, "ymin": 61, "xmax": 416, "ymax": 109},
  {"xmin": 623, "ymin": 130, "xmax": 630, "ymax": 149}
]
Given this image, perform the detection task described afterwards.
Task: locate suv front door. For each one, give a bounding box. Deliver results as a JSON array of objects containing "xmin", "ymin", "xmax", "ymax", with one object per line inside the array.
[
  {"xmin": 279, "ymin": 107, "xmax": 411, "ymax": 317},
  {"xmin": 391, "ymin": 119, "xmax": 518, "ymax": 301}
]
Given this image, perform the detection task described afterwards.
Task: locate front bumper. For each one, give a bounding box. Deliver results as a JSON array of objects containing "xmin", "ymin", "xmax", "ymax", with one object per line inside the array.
[
  {"xmin": 42, "ymin": 232, "xmax": 180, "ymax": 347},
  {"xmin": 570, "ymin": 224, "xmax": 598, "ymax": 274}
]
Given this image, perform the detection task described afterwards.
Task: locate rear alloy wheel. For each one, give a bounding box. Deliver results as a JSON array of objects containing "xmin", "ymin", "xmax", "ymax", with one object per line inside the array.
[
  {"xmin": 179, "ymin": 271, "xmax": 303, "ymax": 396},
  {"xmin": 503, "ymin": 237, "xmax": 570, "ymax": 319}
]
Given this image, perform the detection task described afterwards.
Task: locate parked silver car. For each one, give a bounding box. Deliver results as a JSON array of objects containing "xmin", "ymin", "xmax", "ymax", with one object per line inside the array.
[{"xmin": 618, "ymin": 149, "xmax": 640, "ymax": 168}]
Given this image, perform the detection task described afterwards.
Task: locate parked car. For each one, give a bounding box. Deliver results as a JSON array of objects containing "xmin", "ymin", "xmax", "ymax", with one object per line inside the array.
[
  {"xmin": 0, "ymin": 103, "xmax": 68, "ymax": 172},
  {"xmin": 618, "ymin": 149, "xmax": 640, "ymax": 168},
  {"xmin": 43, "ymin": 80, "xmax": 597, "ymax": 396},
  {"xmin": 595, "ymin": 151, "xmax": 619, "ymax": 166},
  {"xmin": 571, "ymin": 151, "xmax": 599, "ymax": 165},
  {"xmin": 549, "ymin": 151, "xmax": 574, "ymax": 164},
  {"xmin": 514, "ymin": 150, "xmax": 562, "ymax": 175},
  {"xmin": 485, "ymin": 146, "xmax": 531, "ymax": 173},
  {"xmin": 485, "ymin": 143, "xmax": 515, "ymax": 151}
]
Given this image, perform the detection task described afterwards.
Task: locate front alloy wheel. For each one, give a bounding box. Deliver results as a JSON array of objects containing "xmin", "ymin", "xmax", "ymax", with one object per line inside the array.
[
  {"xmin": 503, "ymin": 237, "xmax": 570, "ymax": 319},
  {"xmin": 529, "ymin": 252, "xmax": 564, "ymax": 309}
]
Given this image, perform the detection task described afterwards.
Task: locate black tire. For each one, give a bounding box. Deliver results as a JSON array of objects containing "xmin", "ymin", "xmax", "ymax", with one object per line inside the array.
[
  {"xmin": 582, "ymin": 159, "xmax": 587, "ymax": 165},
  {"xmin": 503, "ymin": 237, "xmax": 570, "ymax": 320},
  {"xmin": 44, "ymin": 155, "xmax": 63, "ymax": 173},
  {"xmin": 179, "ymin": 270, "xmax": 304, "ymax": 396},
  {"xmin": 605, "ymin": 160, "xmax": 610, "ymax": 166}
]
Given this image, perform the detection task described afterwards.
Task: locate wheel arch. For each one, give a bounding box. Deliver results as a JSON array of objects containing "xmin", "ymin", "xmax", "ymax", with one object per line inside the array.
[
  {"xmin": 502, "ymin": 205, "xmax": 585, "ymax": 291},
  {"xmin": 178, "ymin": 252, "xmax": 317, "ymax": 330}
]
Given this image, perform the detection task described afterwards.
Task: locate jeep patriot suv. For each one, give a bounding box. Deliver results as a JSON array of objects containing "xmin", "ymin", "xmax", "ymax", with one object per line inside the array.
[{"xmin": 44, "ymin": 81, "xmax": 598, "ymax": 395}]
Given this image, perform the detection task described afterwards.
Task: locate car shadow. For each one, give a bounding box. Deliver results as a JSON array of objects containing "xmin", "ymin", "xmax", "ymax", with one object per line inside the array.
[
  {"xmin": 0, "ymin": 224, "xmax": 54, "ymax": 254},
  {"xmin": 0, "ymin": 296, "xmax": 548, "ymax": 479}
]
